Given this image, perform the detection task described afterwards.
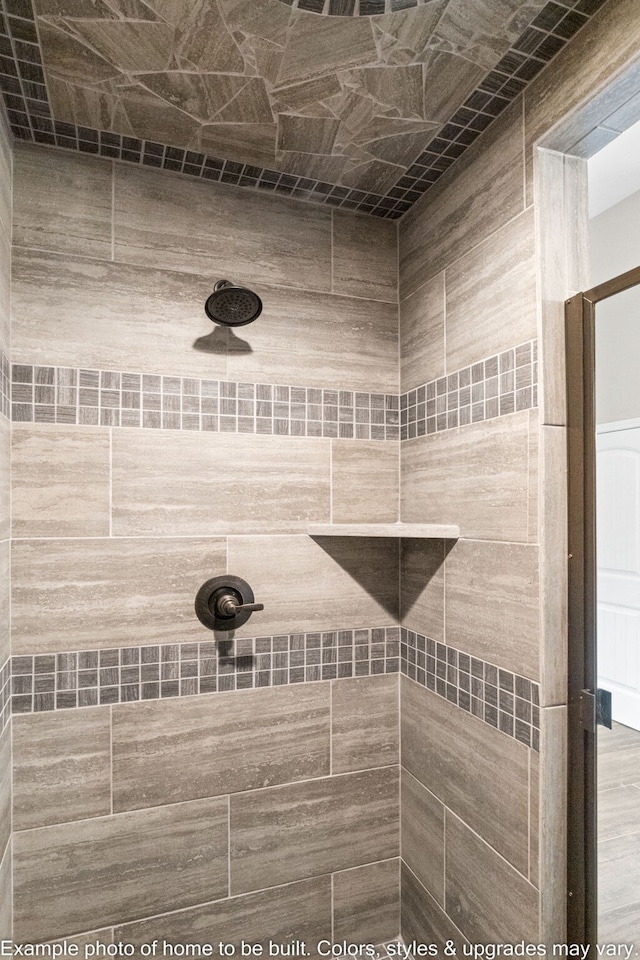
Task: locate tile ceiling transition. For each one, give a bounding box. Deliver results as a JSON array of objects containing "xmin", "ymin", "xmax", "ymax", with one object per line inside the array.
[{"xmin": 0, "ymin": 0, "xmax": 607, "ymax": 218}]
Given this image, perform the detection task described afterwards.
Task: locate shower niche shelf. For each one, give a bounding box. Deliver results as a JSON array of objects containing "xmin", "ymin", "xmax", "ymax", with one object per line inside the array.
[{"xmin": 306, "ymin": 522, "xmax": 460, "ymax": 539}]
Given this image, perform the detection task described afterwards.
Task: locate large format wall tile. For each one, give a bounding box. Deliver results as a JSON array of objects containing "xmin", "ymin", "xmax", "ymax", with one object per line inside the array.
[
  {"xmin": 331, "ymin": 675, "xmax": 398, "ymax": 774},
  {"xmin": 114, "ymin": 164, "xmax": 332, "ymax": 292},
  {"xmin": 0, "ymin": 724, "xmax": 10, "ymax": 860},
  {"xmin": 13, "ymin": 797, "xmax": 229, "ymax": 942},
  {"xmin": 112, "ymin": 684, "xmax": 330, "ymax": 811},
  {"xmin": 0, "ymin": 540, "xmax": 9, "ymax": 668},
  {"xmin": 399, "ymin": 99, "xmax": 524, "ymax": 299},
  {"xmin": 230, "ymin": 767, "xmax": 399, "ymax": 894},
  {"xmin": 12, "ymin": 425, "xmax": 110, "ymax": 538},
  {"xmin": 333, "ymin": 859, "xmax": 399, "ymax": 944},
  {"xmin": 11, "ymin": 249, "xmax": 228, "ymax": 380},
  {"xmin": 401, "ymin": 412, "xmax": 530, "ymax": 542},
  {"xmin": 401, "ymin": 862, "xmax": 466, "ymax": 952},
  {"xmin": 444, "ymin": 208, "xmax": 536, "ymax": 371},
  {"xmin": 399, "ymin": 273, "xmax": 445, "ymax": 393},
  {"xmin": 332, "ymin": 211, "xmax": 397, "ymax": 304},
  {"xmin": 331, "ymin": 440, "xmax": 398, "ymax": 524},
  {"xmin": 445, "ymin": 539, "xmax": 540, "ymax": 681},
  {"xmin": 0, "ymin": 843, "xmax": 11, "ymax": 939},
  {"xmin": 225, "ymin": 284, "xmax": 398, "ymax": 392},
  {"xmin": 400, "ymin": 538, "xmax": 445, "ymax": 642},
  {"xmin": 13, "ymin": 709, "xmax": 111, "ymax": 830},
  {"xmin": 0, "ymin": 417, "xmax": 8, "ymax": 541},
  {"xmin": 13, "ymin": 143, "xmax": 112, "ymax": 260},
  {"xmin": 445, "ymin": 812, "xmax": 538, "ymax": 943},
  {"xmin": 0, "ymin": 109, "xmax": 11, "ymax": 239},
  {"xmin": 116, "ymin": 876, "xmax": 332, "ymax": 950},
  {"xmin": 0, "ymin": 234, "xmax": 9, "ymax": 358},
  {"xmin": 400, "ymin": 767, "xmax": 444, "ymax": 907},
  {"xmin": 112, "ymin": 430, "xmax": 330, "ymax": 536},
  {"xmin": 12, "ymin": 537, "xmax": 225, "ymax": 653},
  {"xmin": 228, "ymin": 535, "xmax": 399, "ymax": 638},
  {"xmin": 530, "ymin": 746, "xmax": 539, "ymax": 888},
  {"xmin": 401, "ymin": 676, "xmax": 529, "ymax": 874}
]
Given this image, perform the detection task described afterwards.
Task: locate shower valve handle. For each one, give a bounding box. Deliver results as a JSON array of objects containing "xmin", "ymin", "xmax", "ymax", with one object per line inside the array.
[
  {"xmin": 195, "ymin": 576, "xmax": 264, "ymax": 632},
  {"xmin": 215, "ymin": 593, "xmax": 264, "ymax": 618}
]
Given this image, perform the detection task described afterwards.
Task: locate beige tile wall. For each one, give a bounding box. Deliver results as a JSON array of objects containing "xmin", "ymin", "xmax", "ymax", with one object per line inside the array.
[
  {"xmin": 397, "ymin": 4, "xmax": 640, "ymax": 945},
  {"xmin": 11, "ymin": 679, "xmax": 400, "ymax": 943},
  {"xmin": 397, "ymin": 78, "xmax": 542, "ymax": 945},
  {"xmin": 9, "ymin": 142, "xmax": 401, "ymax": 942},
  {"xmin": 0, "ymin": 104, "xmax": 11, "ymax": 360},
  {"xmin": 0, "ymin": 102, "xmax": 11, "ymax": 941}
]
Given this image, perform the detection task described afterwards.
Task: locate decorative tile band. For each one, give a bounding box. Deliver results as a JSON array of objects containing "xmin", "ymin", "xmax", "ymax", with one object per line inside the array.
[
  {"xmin": 10, "ymin": 627, "xmax": 400, "ymax": 715},
  {"xmin": 0, "ymin": 348, "xmax": 9, "ymax": 420},
  {"xmin": 11, "ymin": 364, "xmax": 400, "ymax": 441},
  {"xmin": 401, "ymin": 628, "xmax": 540, "ymax": 751},
  {"xmin": 277, "ymin": 0, "xmax": 427, "ymax": 16},
  {"xmin": 11, "ymin": 342, "xmax": 537, "ymax": 440},
  {"xmin": 0, "ymin": 0, "xmax": 607, "ymax": 219},
  {"xmin": 400, "ymin": 339, "xmax": 537, "ymax": 441}
]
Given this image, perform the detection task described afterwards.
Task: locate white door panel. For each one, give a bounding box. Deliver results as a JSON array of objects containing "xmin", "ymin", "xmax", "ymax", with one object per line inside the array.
[{"xmin": 597, "ymin": 421, "xmax": 640, "ymax": 731}]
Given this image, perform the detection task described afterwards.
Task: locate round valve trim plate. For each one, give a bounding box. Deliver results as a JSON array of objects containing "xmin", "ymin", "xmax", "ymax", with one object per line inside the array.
[{"xmin": 195, "ymin": 575, "xmax": 260, "ymax": 631}]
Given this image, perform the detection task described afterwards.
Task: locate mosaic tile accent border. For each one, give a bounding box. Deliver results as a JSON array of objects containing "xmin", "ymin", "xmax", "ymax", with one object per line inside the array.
[
  {"xmin": 0, "ymin": 348, "xmax": 8, "ymax": 419},
  {"xmin": 401, "ymin": 628, "xmax": 540, "ymax": 751},
  {"xmin": 11, "ymin": 341, "xmax": 537, "ymax": 440},
  {"xmin": 10, "ymin": 627, "xmax": 400, "ymax": 714},
  {"xmin": 0, "ymin": 658, "xmax": 9, "ymax": 734},
  {"xmin": 11, "ymin": 364, "xmax": 401, "ymax": 440},
  {"xmin": 278, "ymin": 0, "xmax": 427, "ymax": 15},
  {"xmin": 400, "ymin": 340, "xmax": 538, "ymax": 441},
  {"xmin": 0, "ymin": 0, "xmax": 607, "ymax": 219}
]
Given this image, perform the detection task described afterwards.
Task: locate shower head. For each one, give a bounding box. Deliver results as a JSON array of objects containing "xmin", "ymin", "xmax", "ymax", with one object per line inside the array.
[{"xmin": 204, "ymin": 280, "xmax": 263, "ymax": 327}]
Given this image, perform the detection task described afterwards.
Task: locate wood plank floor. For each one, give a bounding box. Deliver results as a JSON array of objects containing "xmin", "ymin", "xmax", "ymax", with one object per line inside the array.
[{"xmin": 598, "ymin": 722, "xmax": 640, "ymax": 942}]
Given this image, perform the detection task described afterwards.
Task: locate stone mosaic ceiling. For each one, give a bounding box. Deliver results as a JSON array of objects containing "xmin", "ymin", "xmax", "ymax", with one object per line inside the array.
[{"xmin": 0, "ymin": 0, "xmax": 605, "ymax": 216}]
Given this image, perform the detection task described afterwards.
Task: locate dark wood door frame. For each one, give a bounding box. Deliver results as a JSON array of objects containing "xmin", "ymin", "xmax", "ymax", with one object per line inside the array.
[{"xmin": 566, "ymin": 264, "xmax": 640, "ymax": 944}]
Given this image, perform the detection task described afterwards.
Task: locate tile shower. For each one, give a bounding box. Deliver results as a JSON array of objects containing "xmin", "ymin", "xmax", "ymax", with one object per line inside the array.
[
  {"xmin": 0, "ymin": 0, "xmax": 638, "ymax": 947},
  {"xmin": 2, "ymin": 119, "xmax": 539, "ymax": 950}
]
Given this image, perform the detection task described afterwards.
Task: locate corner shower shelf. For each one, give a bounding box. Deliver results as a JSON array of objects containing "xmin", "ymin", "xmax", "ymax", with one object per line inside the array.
[{"xmin": 306, "ymin": 522, "xmax": 460, "ymax": 539}]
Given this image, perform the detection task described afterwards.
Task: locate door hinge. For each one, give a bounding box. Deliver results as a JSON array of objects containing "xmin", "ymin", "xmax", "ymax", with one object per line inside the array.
[
  {"xmin": 597, "ymin": 688, "xmax": 612, "ymax": 728},
  {"xmin": 579, "ymin": 689, "xmax": 596, "ymax": 732}
]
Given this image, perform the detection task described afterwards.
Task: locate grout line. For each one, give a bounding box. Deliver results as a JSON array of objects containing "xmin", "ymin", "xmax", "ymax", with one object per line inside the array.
[
  {"xmin": 108, "ymin": 427, "xmax": 113, "ymax": 538},
  {"xmin": 401, "ymin": 861, "xmax": 468, "ymax": 944},
  {"xmin": 442, "ymin": 268, "xmax": 447, "ymax": 378},
  {"xmin": 10, "ymin": 765, "xmax": 401, "ymax": 834},
  {"xmin": 111, "ymin": 162, "xmax": 115, "ymax": 262},
  {"xmin": 527, "ymin": 746, "xmax": 531, "ymax": 881},
  {"xmin": 444, "ymin": 807, "xmax": 535, "ymax": 889},
  {"xmin": 396, "ymin": 213, "xmax": 402, "ymax": 524},
  {"xmin": 442, "ymin": 537, "xmax": 447, "ymax": 642},
  {"xmin": 330, "ymin": 870, "xmax": 335, "ymax": 943},
  {"xmin": 329, "ymin": 438, "xmax": 333, "ymax": 524},
  {"xmin": 109, "ymin": 703, "xmax": 113, "ymax": 816},
  {"xmin": 330, "ymin": 209, "xmax": 334, "ymax": 295},
  {"xmin": 443, "ymin": 807, "xmax": 447, "ymax": 910},
  {"xmin": 329, "ymin": 677, "xmax": 333, "ymax": 777},
  {"xmin": 10, "ymin": 242, "xmax": 399, "ymax": 307},
  {"xmin": 522, "ymin": 93, "xmax": 527, "ymax": 210},
  {"xmin": 60, "ymin": 856, "xmax": 403, "ymax": 942},
  {"xmin": 227, "ymin": 794, "xmax": 231, "ymax": 897},
  {"xmin": 398, "ymin": 204, "xmax": 534, "ymax": 307}
]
